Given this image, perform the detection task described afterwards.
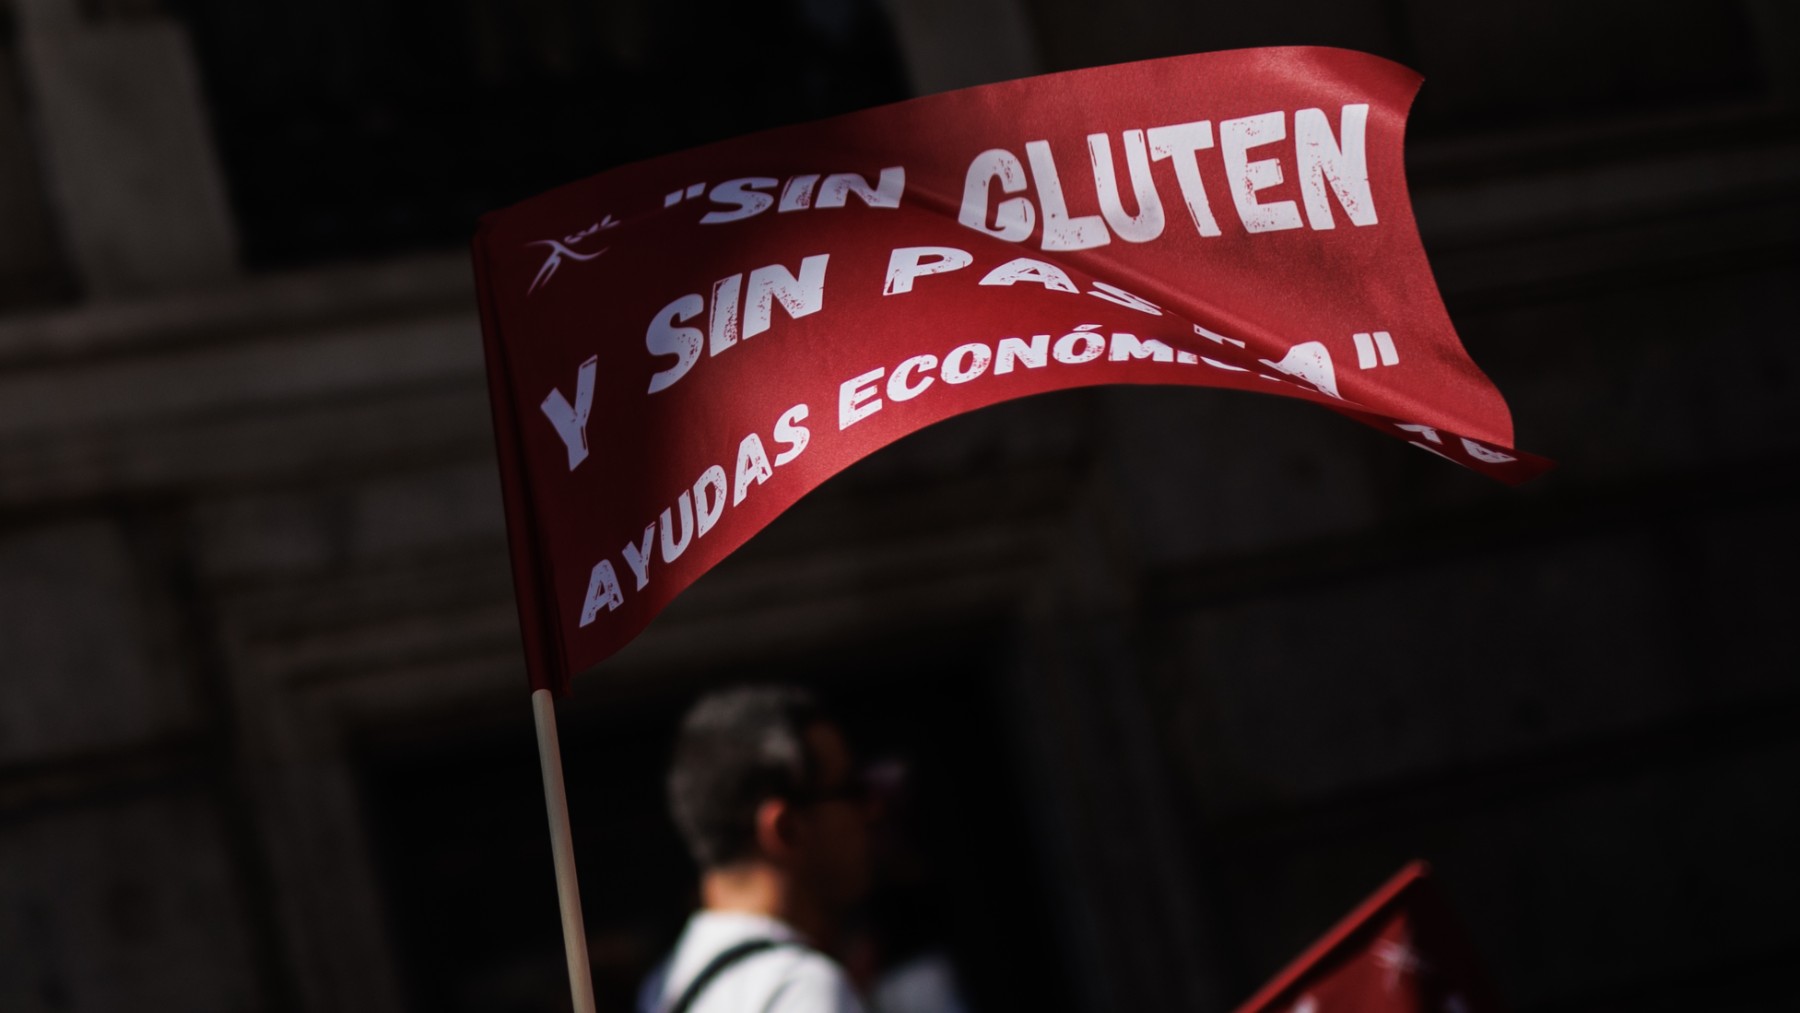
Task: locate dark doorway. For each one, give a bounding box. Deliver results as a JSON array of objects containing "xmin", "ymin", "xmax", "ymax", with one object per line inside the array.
[
  {"xmin": 168, "ymin": 0, "xmax": 912, "ymax": 268},
  {"xmin": 354, "ymin": 617, "xmax": 1076, "ymax": 1013}
]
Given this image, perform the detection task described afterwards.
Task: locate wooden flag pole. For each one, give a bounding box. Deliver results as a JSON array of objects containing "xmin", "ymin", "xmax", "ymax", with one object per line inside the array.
[{"xmin": 532, "ymin": 688, "xmax": 598, "ymax": 1013}]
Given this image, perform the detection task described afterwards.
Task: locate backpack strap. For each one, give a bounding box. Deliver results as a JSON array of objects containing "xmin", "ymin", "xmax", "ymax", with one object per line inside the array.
[{"xmin": 665, "ymin": 938, "xmax": 792, "ymax": 1013}]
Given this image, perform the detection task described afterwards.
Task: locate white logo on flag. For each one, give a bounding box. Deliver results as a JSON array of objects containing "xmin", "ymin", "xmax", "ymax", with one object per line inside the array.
[
  {"xmin": 1373, "ymin": 931, "xmax": 1430, "ymax": 991},
  {"xmin": 527, "ymin": 215, "xmax": 620, "ymax": 295}
]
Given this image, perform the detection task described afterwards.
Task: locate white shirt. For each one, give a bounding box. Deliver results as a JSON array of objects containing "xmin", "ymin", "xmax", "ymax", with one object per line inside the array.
[
  {"xmin": 872, "ymin": 951, "xmax": 970, "ymax": 1013},
  {"xmin": 638, "ymin": 911, "xmax": 866, "ymax": 1013}
]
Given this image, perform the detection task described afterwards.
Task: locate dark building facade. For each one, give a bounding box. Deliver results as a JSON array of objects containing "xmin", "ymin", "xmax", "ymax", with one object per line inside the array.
[{"xmin": 1, "ymin": 1, "xmax": 1796, "ymax": 1011}]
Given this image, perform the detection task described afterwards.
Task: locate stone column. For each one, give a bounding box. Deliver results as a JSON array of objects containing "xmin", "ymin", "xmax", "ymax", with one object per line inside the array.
[
  {"xmin": 13, "ymin": 0, "xmax": 238, "ymax": 300},
  {"xmin": 880, "ymin": 0, "xmax": 1041, "ymax": 95}
]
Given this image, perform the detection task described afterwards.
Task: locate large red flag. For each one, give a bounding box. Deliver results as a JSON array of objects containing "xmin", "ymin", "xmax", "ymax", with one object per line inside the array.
[
  {"xmin": 471, "ymin": 47, "xmax": 1550, "ymax": 693},
  {"xmin": 1234, "ymin": 862, "xmax": 1505, "ymax": 1013}
]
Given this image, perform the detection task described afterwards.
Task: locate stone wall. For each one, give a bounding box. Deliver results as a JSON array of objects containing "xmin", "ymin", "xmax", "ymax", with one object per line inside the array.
[{"xmin": 0, "ymin": 1, "xmax": 1794, "ymax": 1011}]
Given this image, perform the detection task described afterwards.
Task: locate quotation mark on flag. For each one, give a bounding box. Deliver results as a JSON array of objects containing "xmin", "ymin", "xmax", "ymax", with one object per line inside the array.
[
  {"xmin": 1353, "ymin": 330, "xmax": 1399, "ymax": 369},
  {"xmin": 664, "ymin": 182, "xmax": 708, "ymax": 207}
]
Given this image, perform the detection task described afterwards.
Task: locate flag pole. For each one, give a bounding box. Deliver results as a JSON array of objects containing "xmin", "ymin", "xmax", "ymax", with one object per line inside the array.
[{"xmin": 532, "ymin": 688, "xmax": 598, "ymax": 1013}]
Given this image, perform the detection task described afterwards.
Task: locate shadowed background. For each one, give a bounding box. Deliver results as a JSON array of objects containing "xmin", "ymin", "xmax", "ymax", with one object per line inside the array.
[{"xmin": 0, "ymin": 0, "xmax": 1795, "ymax": 1010}]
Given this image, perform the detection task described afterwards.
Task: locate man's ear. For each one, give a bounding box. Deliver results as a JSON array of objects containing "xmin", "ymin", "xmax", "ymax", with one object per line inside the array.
[{"xmin": 753, "ymin": 797, "xmax": 796, "ymax": 861}]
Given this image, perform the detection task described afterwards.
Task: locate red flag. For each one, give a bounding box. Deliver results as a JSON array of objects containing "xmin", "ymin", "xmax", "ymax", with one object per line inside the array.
[
  {"xmin": 471, "ymin": 47, "xmax": 1551, "ymax": 693},
  {"xmin": 1234, "ymin": 862, "xmax": 1505, "ymax": 1013}
]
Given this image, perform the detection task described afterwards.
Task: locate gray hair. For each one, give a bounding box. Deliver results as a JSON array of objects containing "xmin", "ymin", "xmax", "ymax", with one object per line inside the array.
[{"xmin": 667, "ymin": 684, "xmax": 826, "ymax": 868}]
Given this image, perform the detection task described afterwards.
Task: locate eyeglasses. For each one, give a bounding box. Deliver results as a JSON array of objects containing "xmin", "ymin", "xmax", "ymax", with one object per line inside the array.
[{"xmin": 789, "ymin": 778, "xmax": 872, "ymax": 808}]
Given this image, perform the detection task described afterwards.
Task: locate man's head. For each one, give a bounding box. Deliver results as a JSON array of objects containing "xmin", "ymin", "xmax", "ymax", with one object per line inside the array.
[{"xmin": 668, "ymin": 685, "xmax": 872, "ymax": 914}]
